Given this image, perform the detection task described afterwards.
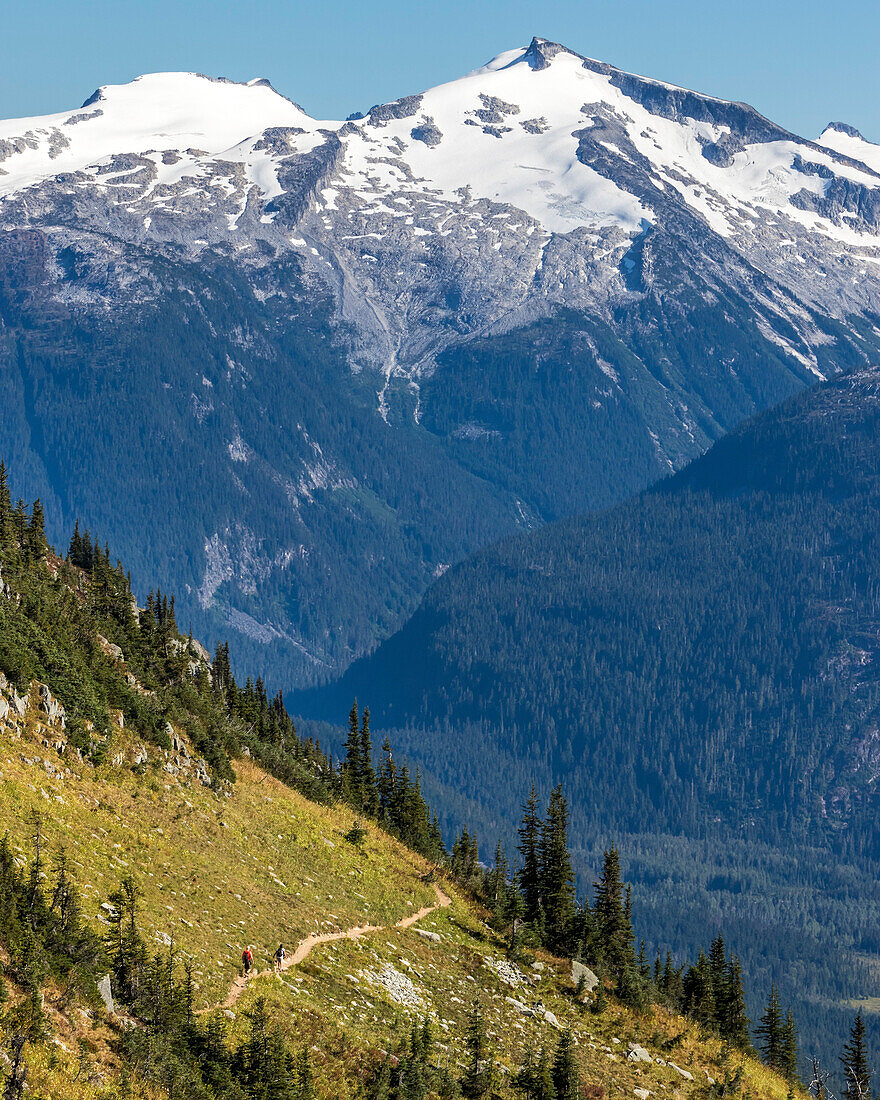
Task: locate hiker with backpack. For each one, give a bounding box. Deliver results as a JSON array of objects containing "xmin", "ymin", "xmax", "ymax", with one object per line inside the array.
[
  {"xmin": 273, "ymin": 943, "xmax": 286, "ymax": 974},
  {"xmin": 242, "ymin": 946, "xmax": 254, "ymax": 977}
]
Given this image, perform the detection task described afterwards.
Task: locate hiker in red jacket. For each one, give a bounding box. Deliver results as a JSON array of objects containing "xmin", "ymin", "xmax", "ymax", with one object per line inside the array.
[{"xmin": 242, "ymin": 946, "xmax": 254, "ymax": 977}]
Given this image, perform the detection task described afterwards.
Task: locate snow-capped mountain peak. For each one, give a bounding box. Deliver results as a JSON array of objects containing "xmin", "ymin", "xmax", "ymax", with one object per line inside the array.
[
  {"xmin": 1, "ymin": 40, "xmax": 879, "ymax": 383},
  {"xmin": 0, "ymin": 71, "xmax": 320, "ymax": 198},
  {"xmin": 818, "ymin": 121, "xmax": 880, "ymax": 174}
]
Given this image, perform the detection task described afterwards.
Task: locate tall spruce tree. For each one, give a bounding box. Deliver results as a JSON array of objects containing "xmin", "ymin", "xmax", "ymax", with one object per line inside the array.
[
  {"xmin": 722, "ymin": 956, "xmax": 750, "ymax": 1049},
  {"xmin": 26, "ymin": 499, "xmax": 46, "ymax": 561},
  {"xmin": 756, "ymin": 984, "xmax": 783, "ymax": 1072},
  {"xmin": 781, "ymin": 1009, "xmax": 800, "ymax": 1086},
  {"xmin": 539, "ymin": 786, "xmax": 576, "ymax": 955},
  {"xmin": 343, "ymin": 700, "xmax": 364, "ymax": 808},
  {"xmin": 0, "ymin": 461, "xmax": 13, "ymax": 547},
  {"xmin": 708, "ymin": 935, "xmax": 727, "ymax": 1027},
  {"xmin": 514, "ymin": 1045, "xmax": 556, "ymax": 1100},
  {"xmin": 552, "ymin": 1030, "xmax": 581, "ymax": 1100},
  {"xmin": 593, "ymin": 847, "xmax": 634, "ymax": 978},
  {"xmin": 841, "ymin": 1011, "xmax": 872, "ymax": 1100},
  {"xmin": 460, "ymin": 1006, "xmax": 495, "ymax": 1098},
  {"xmin": 378, "ymin": 736, "xmax": 396, "ymax": 822},
  {"xmin": 485, "ymin": 841, "xmax": 510, "ymax": 917},
  {"xmin": 359, "ymin": 707, "xmax": 378, "ymax": 815},
  {"xmin": 518, "ymin": 786, "xmax": 543, "ymax": 925},
  {"xmin": 683, "ymin": 952, "xmax": 715, "ymax": 1025}
]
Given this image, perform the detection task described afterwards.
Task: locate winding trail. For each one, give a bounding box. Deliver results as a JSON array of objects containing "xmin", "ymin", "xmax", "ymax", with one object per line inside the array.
[{"xmin": 207, "ymin": 883, "xmax": 451, "ymax": 1013}]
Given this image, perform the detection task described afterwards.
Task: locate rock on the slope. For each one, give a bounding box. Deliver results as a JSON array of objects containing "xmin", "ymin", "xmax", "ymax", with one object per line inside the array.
[
  {"xmin": 413, "ymin": 928, "xmax": 441, "ymax": 943},
  {"xmin": 361, "ymin": 963, "xmax": 426, "ymax": 1010},
  {"xmin": 97, "ymin": 974, "xmax": 115, "ymax": 1014},
  {"xmin": 483, "ymin": 956, "xmax": 525, "ymax": 986},
  {"xmin": 627, "ymin": 1043, "xmax": 652, "ymax": 1063},
  {"xmin": 572, "ymin": 959, "xmax": 599, "ymax": 991},
  {"xmin": 37, "ymin": 683, "xmax": 65, "ymax": 728},
  {"xmin": 96, "ymin": 634, "xmax": 124, "ymax": 661}
]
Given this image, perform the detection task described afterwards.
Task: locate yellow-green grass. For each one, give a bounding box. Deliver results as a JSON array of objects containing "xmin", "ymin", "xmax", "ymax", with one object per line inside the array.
[
  {"xmin": 0, "ymin": 715, "xmax": 804, "ymax": 1099},
  {"xmin": 227, "ymin": 885, "xmax": 799, "ymax": 1099},
  {"xmin": 0, "ymin": 717, "xmax": 434, "ymax": 1009}
]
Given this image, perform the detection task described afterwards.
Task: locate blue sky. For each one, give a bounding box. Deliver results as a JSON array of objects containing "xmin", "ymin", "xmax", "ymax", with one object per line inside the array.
[{"xmin": 2, "ymin": 0, "xmax": 879, "ymax": 141}]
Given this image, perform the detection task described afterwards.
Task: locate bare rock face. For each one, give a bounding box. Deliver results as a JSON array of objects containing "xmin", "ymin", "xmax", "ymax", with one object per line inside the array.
[{"xmin": 37, "ymin": 683, "xmax": 66, "ymax": 728}]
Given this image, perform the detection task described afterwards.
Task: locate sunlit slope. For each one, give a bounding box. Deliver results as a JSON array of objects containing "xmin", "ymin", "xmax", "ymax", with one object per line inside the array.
[{"xmin": 1, "ymin": 714, "xmax": 798, "ymax": 1100}]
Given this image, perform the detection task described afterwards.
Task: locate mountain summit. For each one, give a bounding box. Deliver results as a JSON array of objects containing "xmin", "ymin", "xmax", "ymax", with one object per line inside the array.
[{"xmin": 2, "ymin": 42, "xmax": 880, "ymax": 684}]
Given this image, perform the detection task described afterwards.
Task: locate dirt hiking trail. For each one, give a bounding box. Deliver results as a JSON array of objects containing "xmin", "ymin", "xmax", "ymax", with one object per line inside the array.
[{"xmin": 209, "ymin": 882, "xmax": 451, "ymax": 1012}]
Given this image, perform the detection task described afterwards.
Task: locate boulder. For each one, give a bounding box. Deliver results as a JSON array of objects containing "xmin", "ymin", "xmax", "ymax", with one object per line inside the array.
[
  {"xmin": 97, "ymin": 974, "xmax": 115, "ymax": 1014},
  {"xmin": 0, "ymin": 696, "xmax": 9, "ymax": 723},
  {"xmin": 669, "ymin": 1063, "xmax": 694, "ymax": 1081},
  {"xmin": 627, "ymin": 1043, "xmax": 652, "ymax": 1063},
  {"xmin": 413, "ymin": 928, "xmax": 441, "ymax": 943},
  {"xmin": 571, "ymin": 960, "xmax": 599, "ymax": 992},
  {"xmin": 634, "ymin": 1089, "xmax": 651, "ymax": 1099},
  {"xmin": 11, "ymin": 691, "xmax": 29, "ymax": 718},
  {"xmin": 531, "ymin": 960, "xmax": 545, "ymax": 972}
]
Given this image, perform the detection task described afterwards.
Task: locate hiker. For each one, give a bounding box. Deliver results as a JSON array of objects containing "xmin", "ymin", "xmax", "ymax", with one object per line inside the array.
[
  {"xmin": 242, "ymin": 946, "xmax": 253, "ymax": 977},
  {"xmin": 273, "ymin": 943, "xmax": 286, "ymax": 973}
]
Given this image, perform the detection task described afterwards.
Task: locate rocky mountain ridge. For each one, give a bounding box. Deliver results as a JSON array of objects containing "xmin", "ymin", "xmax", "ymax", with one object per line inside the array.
[{"xmin": 3, "ymin": 38, "xmax": 880, "ymax": 682}]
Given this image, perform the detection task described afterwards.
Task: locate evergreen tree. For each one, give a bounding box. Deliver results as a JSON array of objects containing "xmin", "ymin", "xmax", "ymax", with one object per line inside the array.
[
  {"xmin": 552, "ymin": 1030, "xmax": 581, "ymax": 1100},
  {"xmin": 460, "ymin": 1006, "xmax": 495, "ymax": 1099},
  {"xmin": 756, "ymin": 984, "xmax": 783, "ymax": 1072},
  {"xmin": 342, "ymin": 700, "xmax": 364, "ymax": 808},
  {"xmin": 378, "ymin": 736, "xmax": 396, "ymax": 822},
  {"xmin": 683, "ymin": 952, "xmax": 715, "ymax": 1025},
  {"xmin": 26, "ymin": 500, "xmax": 46, "ymax": 562},
  {"xmin": 485, "ymin": 841, "xmax": 510, "ymax": 917},
  {"xmin": 359, "ymin": 707, "xmax": 378, "ymax": 816},
  {"xmin": 0, "ymin": 460, "xmax": 12, "ymax": 547},
  {"xmin": 294, "ymin": 1046, "xmax": 317, "ymax": 1100},
  {"xmin": 708, "ymin": 935, "xmax": 727, "ymax": 1027},
  {"xmin": 841, "ymin": 1011, "xmax": 872, "ymax": 1100},
  {"xmin": 518, "ymin": 786, "xmax": 543, "ymax": 925},
  {"xmin": 68, "ymin": 520, "xmax": 83, "ymax": 567},
  {"xmin": 236, "ymin": 996, "xmax": 294, "ymax": 1099},
  {"xmin": 781, "ymin": 1009, "xmax": 800, "ymax": 1086},
  {"xmin": 514, "ymin": 1046, "xmax": 557, "ymax": 1100},
  {"xmin": 593, "ymin": 847, "xmax": 634, "ymax": 979},
  {"xmin": 721, "ymin": 956, "xmax": 750, "ymax": 1049},
  {"xmin": 540, "ymin": 786, "xmax": 576, "ymax": 955},
  {"xmin": 590, "ymin": 981, "xmax": 607, "ymax": 1015},
  {"xmin": 13, "ymin": 499, "xmax": 27, "ymax": 549}
]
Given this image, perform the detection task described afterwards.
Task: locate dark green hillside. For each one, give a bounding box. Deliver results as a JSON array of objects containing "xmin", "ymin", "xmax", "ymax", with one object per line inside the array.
[
  {"xmin": 296, "ymin": 366, "xmax": 880, "ymax": 1076},
  {"xmin": 300, "ymin": 366, "xmax": 880, "ymax": 847}
]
